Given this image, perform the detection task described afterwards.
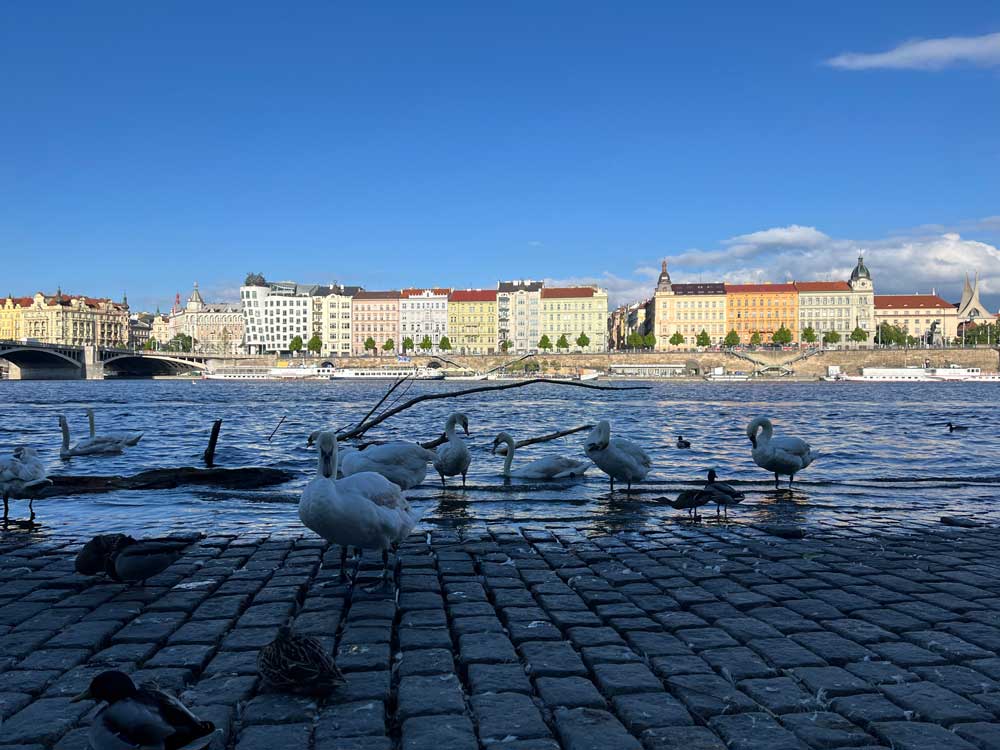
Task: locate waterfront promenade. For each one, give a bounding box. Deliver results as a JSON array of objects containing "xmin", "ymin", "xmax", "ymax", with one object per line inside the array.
[{"xmin": 2, "ymin": 516, "xmax": 1000, "ymax": 749}]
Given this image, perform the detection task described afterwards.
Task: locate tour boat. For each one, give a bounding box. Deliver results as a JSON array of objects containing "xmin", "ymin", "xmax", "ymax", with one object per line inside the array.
[
  {"xmin": 329, "ymin": 366, "xmax": 445, "ymax": 380},
  {"xmin": 204, "ymin": 367, "xmax": 273, "ymax": 381},
  {"xmin": 833, "ymin": 366, "xmax": 1000, "ymax": 382}
]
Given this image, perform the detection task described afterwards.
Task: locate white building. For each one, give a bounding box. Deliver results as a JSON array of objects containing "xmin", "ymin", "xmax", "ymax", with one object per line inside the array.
[
  {"xmin": 153, "ymin": 283, "xmax": 244, "ymax": 354},
  {"xmin": 497, "ymin": 280, "xmax": 543, "ymax": 353},
  {"xmin": 400, "ymin": 288, "xmax": 450, "ymax": 353},
  {"xmin": 241, "ymin": 280, "xmax": 319, "ymax": 355}
]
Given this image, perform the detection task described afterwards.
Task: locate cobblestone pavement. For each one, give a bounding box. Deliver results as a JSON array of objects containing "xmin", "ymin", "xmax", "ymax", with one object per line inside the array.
[{"xmin": 3, "ymin": 520, "xmax": 1000, "ymax": 749}]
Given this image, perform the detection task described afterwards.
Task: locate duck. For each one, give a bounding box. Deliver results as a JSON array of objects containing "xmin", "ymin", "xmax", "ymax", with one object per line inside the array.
[
  {"xmin": 433, "ymin": 413, "xmax": 471, "ymax": 487},
  {"xmin": 72, "ymin": 670, "xmax": 215, "ymax": 750},
  {"xmin": 676, "ymin": 435, "xmax": 691, "ymax": 449},
  {"xmin": 0, "ymin": 447, "xmax": 50, "ymax": 522},
  {"xmin": 946, "ymin": 422, "xmax": 968, "ymax": 433},
  {"xmin": 492, "ymin": 432, "xmax": 590, "ymax": 479},
  {"xmin": 75, "ymin": 535, "xmax": 190, "ymax": 583},
  {"xmin": 747, "ymin": 416, "xmax": 816, "ymax": 490},
  {"xmin": 75, "ymin": 533, "xmax": 137, "ymax": 575},
  {"xmin": 340, "ymin": 441, "xmax": 437, "ymax": 490},
  {"xmin": 58, "ymin": 415, "xmax": 125, "ymax": 458},
  {"xmin": 584, "ymin": 420, "xmax": 651, "ymax": 493},
  {"xmin": 86, "ymin": 408, "xmax": 143, "ymax": 446},
  {"xmin": 299, "ymin": 431, "xmax": 420, "ymax": 590},
  {"xmin": 663, "ymin": 489, "xmax": 711, "ymax": 519},
  {"xmin": 702, "ymin": 469, "xmax": 745, "ymax": 518},
  {"xmin": 258, "ymin": 625, "xmax": 346, "ymax": 695}
]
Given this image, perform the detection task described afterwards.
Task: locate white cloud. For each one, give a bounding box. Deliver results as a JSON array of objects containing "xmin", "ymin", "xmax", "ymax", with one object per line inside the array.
[
  {"xmin": 826, "ymin": 31, "xmax": 1000, "ymax": 71},
  {"xmin": 589, "ymin": 221, "xmax": 1000, "ymax": 309}
]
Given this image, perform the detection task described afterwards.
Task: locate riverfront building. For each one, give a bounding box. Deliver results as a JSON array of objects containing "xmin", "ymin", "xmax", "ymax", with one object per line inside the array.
[
  {"xmin": 725, "ymin": 283, "xmax": 799, "ymax": 344},
  {"xmin": 651, "ymin": 263, "xmax": 727, "ymax": 348},
  {"xmin": 17, "ymin": 291, "xmax": 130, "ymax": 348},
  {"xmin": 316, "ymin": 286, "xmax": 361, "ymax": 358},
  {"xmin": 539, "ymin": 286, "xmax": 609, "ymax": 352},
  {"xmin": 351, "ymin": 291, "xmax": 401, "ymax": 355},
  {"xmin": 497, "ymin": 280, "xmax": 543, "ymax": 354},
  {"xmin": 400, "ymin": 288, "xmax": 450, "ymax": 354},
  {"xmin": 157, "ymin": 283, "xmax": 244, "ymax": 355},
  {"xmin": 608, "ymin": 300, "xmax": 651, "ymax": 349},
  {"xmin": 0, "ymin": 296, "xmax": 30, "ymax": 341},
  {"xmin": 795, "ymin": 258, "xmax": 874, "ymax": 343},
  {"xmin": 448, "ymin": 289, "xmax": 497, "ymax": 355},
  {"xmin": 875, "ymin": 294, "xmax": 959, "ymax": 343},
  {"xmin": 241, "ymin": 280, "xmax": 320, "ymax": 355}
]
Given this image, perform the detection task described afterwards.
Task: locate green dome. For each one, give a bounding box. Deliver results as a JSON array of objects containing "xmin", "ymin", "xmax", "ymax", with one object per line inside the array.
[{"xmin": 850, "ymin": 255, "xmax": 870, "ymax": 281}]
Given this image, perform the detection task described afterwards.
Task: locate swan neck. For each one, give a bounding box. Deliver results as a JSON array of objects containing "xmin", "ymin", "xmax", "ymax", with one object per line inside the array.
[
  {"xmin": 502, "ymin": 437, "xmax": 515, "ymax": 476},
  {"xmin": 60, "ymin": 419, "xmax": 69, "ymax": 450},
  {"xmin": 445, "ymin": 416, "xmax": 458, "ymax": 441},
  {"xmin": 87, "ymin": 411, "xmax": 95, "ymax": 438},
  {"xmin": 759, "ymin": 419, "xmax": 773, "ymax": 442}
]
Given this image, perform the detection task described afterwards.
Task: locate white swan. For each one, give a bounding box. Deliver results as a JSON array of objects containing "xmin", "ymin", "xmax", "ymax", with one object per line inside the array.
[
  {"xmin": 59, "ymin": 415, "xmax": 125, "ymax": 458},
  {"xmin": 584, "ymin": 420, "xmax": 651, "ymax": 492},
  {"xmin": 433, "ymin": 413, "xmax": 471, "ymax": 487},
  {"xmin": 0, "ymin": 447, "xmax": 50, "ymax": 521},
  {"xmin": 86, "ymin": 408, "xmax": 143, "ymax": 446},
  {"xmin": 340, "ymin": 441, "xmax": 437, "ymax": 490},
  {"xmin": 492, "ymin": 432, "xmax": 590, "ymax": 479},
  {"xmin": 299, "ymin": 432, "xmax": 419, "ymax": 589},
  {"xmin": 747, "ymin": 416, "xmax": 816, "ymax": 490}
]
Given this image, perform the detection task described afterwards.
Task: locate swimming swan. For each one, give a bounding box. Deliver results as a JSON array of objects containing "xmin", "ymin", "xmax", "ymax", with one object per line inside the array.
[
  {"xmin": 433, "ymin": 413, "xmax": 471, "ymax": 487},
  {"xmin": 747, "ymin": 416, "xmax": 815, "ymax": 490},
  {"xmin": 340, "ymin": 441, "xmax": 437, "ymax": 490},
  {"xmin": 492, "ymin": 432, "xmax": 590, "ymax": 479},
  {"xmin": 584, "ymin": 420, "xmax": 651, "ymax": 492},
  {"xmin": 299, "ymin": 431, "xmax": 419, "ymax": 589},
  {"xmin": 59, "ymin": 415, "xmax": 125, "ymax": 458},
  {"xmin": 0, "ymin": 447, "xmax": 50, "ymax": 521},
  {"xmin": 86, "ymin": 408, "xmax": 143, "ymax": 446}
]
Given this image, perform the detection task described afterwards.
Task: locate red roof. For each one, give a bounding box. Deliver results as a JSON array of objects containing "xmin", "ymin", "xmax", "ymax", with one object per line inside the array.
[
  {"xmin": 794, "ymin": 281, "xmax": 851, "ymax": 292},
  {"xmin": 4, "ymin": 296, "xmax": 33, "ymax": 307},
  {"xmin": 401, "ymin": 288, "xmax": 451, "ymax": 297},
  {"xmin": 725, "ymin": 283, "xmax": 797, "ymax": 294},
  {"xmin": 449, "ymin": 289, "xmax": 497, "ymax": 302},
  {"xmin": 541, "ymin": 287, "xmax": 596, "ymax": 299},
  {"xmin": 353, "ymin": 291, "xmax": 401, "ymax": 300},
  {"xmin": 875, "ymin": 294, "xmax": 955, "ymax": 310}
]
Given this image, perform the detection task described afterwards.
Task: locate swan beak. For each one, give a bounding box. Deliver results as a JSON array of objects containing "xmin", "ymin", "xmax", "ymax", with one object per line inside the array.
[
  {"xmin": 490, "ymin": 440, "xmax": 499, "ymax": 455},
  {"xmin": 321, "ymin": 449, "xmax": 335, "ymax": 478},
  {"xmin": 71, "ymin": 689, "xmax": 92, "ymax": 703},
  {"xmin": 463, "ymin": 423, "xmax": 470, "ymax": 436}
]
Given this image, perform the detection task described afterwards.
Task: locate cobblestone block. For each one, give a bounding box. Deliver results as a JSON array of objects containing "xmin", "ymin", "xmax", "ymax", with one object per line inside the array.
[
  {"xmin": 338, "ymin": 670, "xmax": 390, "ymax": 702},
  {"xmin": 592, "ymin": 662, "xmax": 662, "ymax": 696},
  {"xmin": 553, "ymin": 707, "xmax": 642, "ymax": 750},
  {"xmin": 702, "ymin": 646, "xmax": 774, "ymax": 680},
  {"xmin": 519, "ymin": 641, "xmax": 587, "ymax": 677},
  {"xmin": 146, "ymin": 644, "xmax": 215, "ymax": 670},
  {"xmin": 535, "ymin": 676, "xmax": 606, "ymax": 709},
  {"xmin": 789, "ymin": 632, "xmax": 875, "ymax": 665},
  {"xmin": 399, "ymin": 627, "xmax": 452, "ymax": 651},
  {"xmin": 315, "ymin": 700, "xmax": 386, "ymax": 739},
  {"xmin": 880, "ymin": 681, "xmax": 992, "ymax": 725},
  {"xmin": 666, "ymin": 674, "xmax": 757, "ymax": 719},
  {"xmin": 748, "ymin": 637, "xmax": 826, "ymax": 669},
  {"xmin": 780, "ymin": 710, "xmax": 874, "ymax": 748},
  {"xmin": 396, "ymin": 674, "xmax": 466, "ymax": 721},
  {"xmin": 458, "ymin": 633, "xmax": 517, "ymax": 664},
  {"xmin": 180, "ymin": 674, "xmax": 257, "ymax": 706},
  {"xmin": 472, "ymin": 692, "xmax": 549, "ymax": 742},
  {"xmin": 640, "ymin": 725, "xmax": 727, "ymax": 750},
  {"xmin": 398, "ymin": 648, "xmax": 454, "ymax": 677},
  {"xmin": 845, "ymin": 660, "xmax": 917, "ymax": 685},
  {"xmin": 625, "ymin": 631, "xmax": 691, "ymax": 657},
  {"xmin": 235, "ymin": 723, "xmax": 311, "ymax": 750},
  {"xmin": 242, "ymin": 694, "xmax": 318, "ymax": 724},
  {"xmin": 870, "ymin": 641, "xmax": 947, "ymax": 667},
  {"xmin": 708, "ymin": 712, "xmax": 806, "ymax": 749},
  {"xmin": 790, "ymin": 666, "xmax": 871, "ymax": 697},
  {"xmin": 830, "ymin": 693, "xmax": 909, "ymax": 727},
  {"xmin": 401, "ymin": 714, "xmax": 477, "ymax": 750},
  {"xmin": 955, "ymin": 722, "xmax": 1000, "ymax": 750},
  {"xmin": 337, "ymin": 643, "xmax": 391, "ymax": 672},
  {"xmin": 872, "ymin": 721, "xmax": 977, "ymax": 750},
  {"xmin": 611, "ymin": 692, "xmax": 692, "ymax": 731},
  {"xmin": 468, "ymin": 663, "xmax": 532, "ymax": 695},
  {"xmin": 737, "ymin": 677, "xmax": 814, "ymax": 713},
  {"xmin": 651, "ymin": 655, "xmax": 713, "ymax": 678},
  {"xmin": 567, "ymin": 627, "xmax": 624, "ymax": 647},
  {"xmin": 580, "ymin": 645, "xmax": 643, "ymax": 668},
  {"xmin": 508, "ymin": 621, "xmax": 562, "ymax": 643},
  {"xmin": 0, "ymin": 697, "xmax": 90, "ymax": 744}
]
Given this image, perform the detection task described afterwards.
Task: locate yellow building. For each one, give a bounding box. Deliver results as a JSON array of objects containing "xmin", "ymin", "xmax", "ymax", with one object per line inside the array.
[
  {"xmin": 725, "ymin": 283, "xmax": 799, "ymax": 344},
  {"xmin": 447, "ymin": 290, "xmax": 497, "ymax": 355},
  {"xmin": 20, "ymin": 291, "xmax": 130, "ymax": 347},
  {"xmin": 316, "ymin": 285, "xmax": 362, "ymax": 357},
  {"xmin": 539, "ymin": 286, "xmax": 609, "ymax": 352},
  {"xmin": 650, "ymin": 261, "xmax": 727, "ymax": 348},
  {"xmin": 875, "ymin": 294, "xmax": 958, "ymax": 343},
  {"xmin": 0, "ymin": 296, "xmax": 31, "ymax": 341}
]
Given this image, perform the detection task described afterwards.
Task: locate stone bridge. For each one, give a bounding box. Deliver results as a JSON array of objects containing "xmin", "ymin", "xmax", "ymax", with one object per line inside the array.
[{"xmin": 0, "ymin": 341, "xmax": 212, "ymax": 380}]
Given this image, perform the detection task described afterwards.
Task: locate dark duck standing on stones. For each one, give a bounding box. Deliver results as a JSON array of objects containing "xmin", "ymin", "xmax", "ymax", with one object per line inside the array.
[
  {"xmin": 702, "ymin": 469, "xmax": 745, "ymax": 518},
  {"xmin": 75, "ymin": 535, "xmax": 189, "ymax": 584},
  {"xmin": 258, "ymin": 626, "xmax": 346, "ymax": 695},
  {"xmin": 73, "ymin": 670, "xmax": 215, "ymax": 750},
  {"xmin": 664, "ymin": 489, "xmax": 711, "ymax": 519}
]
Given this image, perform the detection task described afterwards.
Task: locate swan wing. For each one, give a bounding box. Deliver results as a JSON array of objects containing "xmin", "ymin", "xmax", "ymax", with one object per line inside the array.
[
  {"xmin": 511, "ymin": 455, "xmax": 590, "ymax": 479},
  {"xmin": 770, "ymin": 435, "xmax": 812, "ymax": 457},
  {"xmin": 612, "ymin": 438, "xmax": 652, "ymax": 469},
  {"xmin": 434, "ymin": 439, "xmax": 470, "ymax": 476},
  {"xmin": 338, "ymin": 471, "xmax": 410, "ymax": 512}
]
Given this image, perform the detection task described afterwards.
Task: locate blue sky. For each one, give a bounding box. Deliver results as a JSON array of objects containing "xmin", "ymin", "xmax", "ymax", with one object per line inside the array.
[{"xmin": 2, "ymin": 1, "xmax": 998, "ymax": 311}]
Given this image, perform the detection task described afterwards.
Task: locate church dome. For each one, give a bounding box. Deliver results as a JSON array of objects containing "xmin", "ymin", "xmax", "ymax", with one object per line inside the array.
[{"xmin": 850, "ymin": 255, "xmax": 870, "ymax": 281}]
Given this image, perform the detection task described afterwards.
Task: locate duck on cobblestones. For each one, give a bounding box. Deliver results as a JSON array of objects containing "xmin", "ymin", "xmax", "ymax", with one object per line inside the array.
[
  {"xmin": 664, "ymin": 489, "xmax": 711, "ymax": 519},
  {"xmin": 702, "ymin": 468, "xmax": 745, "ymax": 518},
  {"xmin": 258, "ymin": 625, "xmax": 346, "ymax": 695},
  {"xmin": 73, "ymin": 670, "xmax": 215, "ymax": 750},
  {"xmin": 299, "ymin": 431, "xmax": 421, "ymax": 591},
  {"xmin": 75, "ymin": 534, "xmax": 190, "ymax": 584}
]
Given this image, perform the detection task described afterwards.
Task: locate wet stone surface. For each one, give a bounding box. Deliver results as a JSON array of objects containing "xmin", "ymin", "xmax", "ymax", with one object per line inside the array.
[{"xmin": 1, "ymin": 522, "xmax": 1000, "ymax": 747}]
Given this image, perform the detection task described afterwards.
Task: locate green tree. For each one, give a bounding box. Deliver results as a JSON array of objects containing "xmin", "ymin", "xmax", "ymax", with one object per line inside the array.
[
  {"xmin": 383, "ymin": 338, "xmax": 395, "ymax": 353},
  {"xmin": 749, "ymin": 331, "xmax": 762, "ymax": 346},
  {"xmin": 538, "ymin": 334, "xmax": 553, "ymax": 351},
  {"xmin": 724, "ymin": 330, "xmax": 740, "ymax": 347},
  {"xmin": 849, "ymin": 326, "xmax": 869, "ymax": 343},
  {"xmin": 168, "ymin": 333, "xmax": 194, "ymax": 352},
  {"xmin": 625, "ymin": 332, "xmax": 640, "ymax": 349},
  {"xmin": 696, "ymin": 330, "xmax": 711, "ymax": 347},
  {"xmin": 500, "ymin": 340, "xmax": 512, "ymax": 352},
  {"xmin": 822, "ymin": 330, "xmax": 841, "ymax": 345},
  {"xmin": 643, "ymin": 332, "xmax": 656, "ymax": 349},
  {"xmin": 576, "ymin": 331, "xmax": 590, "ymax": 349},
  {"xmin": 772, "ymin": 326, "xmax": 793, "ymax": 345},
  {"xmin": 669, "ymin": 331, "xmax": 685, "ymax": 347},
  {"xmin": 306, "ymin": 335, "xmax": 322, "ymax": 354},
  {"xmin": 401, "ymin": 336, "xmax": 414, "ymax": 354},
  {"xmin": 143, "ymin": 338, "xmax": 157, "ymax": 351},
  {"xmin": 244, "ymin": 272, "xmax": 266, "ymax": 286},
  {"xmin": 418, "ymin": 335, "xmax": 433, "ymax": 351},
  {"xmin": 439, "ymin": 336, "xmax": 452, "ymax": 351},
  {"xmin": 556, "ymin": 333, "xmax": 570, "ymax": 350},
  {"xmin": 288, "ymin": 335, "xmax": 304, "ymax": 354},
  {"xmin": 364, "ymin": 337, "xmax": 377, "ymax": 355},
  {"xmin": 801, "ymin": 326, "xmax": 817, "ymax": 344}
]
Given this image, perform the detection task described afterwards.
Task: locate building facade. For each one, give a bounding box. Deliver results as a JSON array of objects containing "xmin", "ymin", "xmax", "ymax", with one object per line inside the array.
[
  {"xmin": 608, "ymin": 300, "xmax": 651, "ymax": 350},
  {"xmin": 795, "ymin": 260, "xmax": 874, "ymax": 343},
  {"xmin": 400, "ymin": 288, "xmax": 450, "ymax": 353},
  {"xmin": 241, "ymin": 281, "xmax": 319, "ymax": 355},
  {"xmin": 19, "ymin": 292, "xmax": 130, "ymax": 347},
  {"xmin": 875, "ymin": 294, "xmax": 959, "ymax": 342},
  {"xmin": 448, "ymin": 290, "xmax": 497, "ymax": 355},
  {"xmin": 955, "ymin": 272, "xmax": 995, "ymax": 326},
  {"xmin": 352, "ymin": 291, "xmax": 401, "ymax": 355},
  {"xmin": 0, "ymin": 296, "xmax": 31, "ymax": 341},
  {"xmin": 725, "ymin": 283, "xmax": 799, "ymax": 344},
  {"xmin": 315, "ymin": 286, "xmax": 361, "ymax": 358},
  {"xmin": 129, "ymin": 315, "xmax": 153, "ymax": 349},
  {"xmin": 539, "ymin": 286, "xmax": 609, "ymax": 352},
  {"xmin": 159, "ymin": 284, "xmax": 245, "ymax": 354},
  {"xmin": 650, "ymin": 262, "xmax": 727, "ymax": 348},
  {"xmin": 497, "ymin": 280, "xmax": 543, "ymax": 353}
]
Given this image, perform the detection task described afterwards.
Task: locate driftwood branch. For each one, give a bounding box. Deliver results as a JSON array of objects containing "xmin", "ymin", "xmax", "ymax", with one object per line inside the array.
[
  {"xmin": 42, "ymin": 466, "xmax": 293, "ymax": 498},
  {"xmin": 514, "ymin": 423, "xmax": 594, "ymax": 449},
  {"xmin": 356, "ymin": 375, "xmax": 410, "ymax": 429},
  {"xmin": 338, "ymin": 378, "xmax": 648, "ymax": 441}
]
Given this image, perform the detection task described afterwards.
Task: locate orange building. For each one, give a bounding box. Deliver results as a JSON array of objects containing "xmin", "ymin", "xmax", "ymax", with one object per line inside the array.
[{"xmin": 725, "ymin": 283, "xmax": 799, "ymax": 344}]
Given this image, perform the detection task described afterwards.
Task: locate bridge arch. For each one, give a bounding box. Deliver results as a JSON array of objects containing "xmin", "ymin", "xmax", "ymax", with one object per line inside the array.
[
  {"xmin": 0, "ymin": 345, "xmax": 83, "ymax": 379},
  {"xmin": 101, "ymin": 354, "xmax": 207, "ymax": 377}
]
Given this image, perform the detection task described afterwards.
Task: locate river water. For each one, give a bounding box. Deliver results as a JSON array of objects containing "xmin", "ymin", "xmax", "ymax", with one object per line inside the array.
[{"xmin": 1, "ymin": 379, "xmax": 996, "ymax": 539}]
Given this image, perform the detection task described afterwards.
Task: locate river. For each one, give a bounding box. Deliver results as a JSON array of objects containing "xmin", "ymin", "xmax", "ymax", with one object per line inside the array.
[{"xmin": 1, "ymin": 379, "xmax": 996, "ymax": 539}]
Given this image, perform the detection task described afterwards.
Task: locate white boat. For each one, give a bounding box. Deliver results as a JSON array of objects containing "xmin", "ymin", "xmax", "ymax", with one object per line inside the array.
[
  {"xmin": 704, "ymin": 372, "xmax": 752, "ymax": 382},
  {"xmin": 330, "ymin": 366, "xmax": 445, "ymax": 380},
  {"xmin": 835, "ymin": 366, "xmax": 1000, "ymax": 382},
  {"xmin": 204, "ymin": 367, "xmax": 273, "ymax": 381},
  {"xmin": 271, "ymin": 365, "xmax": 336, "ymax": 379}
]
